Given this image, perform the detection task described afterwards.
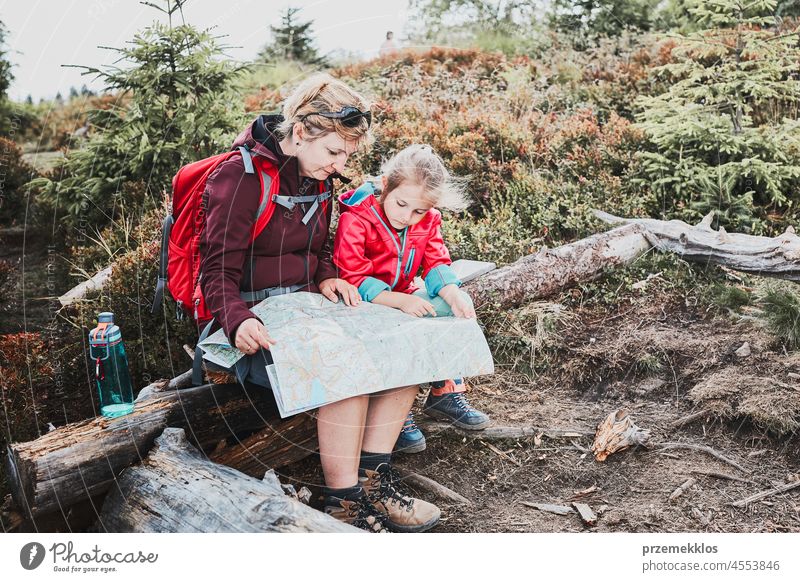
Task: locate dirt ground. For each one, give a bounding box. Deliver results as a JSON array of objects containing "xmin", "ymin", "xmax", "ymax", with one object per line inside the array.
[{"xmin": 279, "ymin": 292, "xmax": 800, "ymax": 533}]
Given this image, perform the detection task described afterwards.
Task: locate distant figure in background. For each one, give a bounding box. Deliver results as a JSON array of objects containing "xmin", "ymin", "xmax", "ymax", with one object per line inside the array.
[{"xmin": 379, "ymin": 30, "xmax": 398, "ymax": 57}]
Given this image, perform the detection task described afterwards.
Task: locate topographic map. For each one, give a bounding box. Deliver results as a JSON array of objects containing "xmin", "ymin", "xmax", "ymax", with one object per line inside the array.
[{"xmin": 198, "ymin": 291, "xmax": 495, "ymax": 417}]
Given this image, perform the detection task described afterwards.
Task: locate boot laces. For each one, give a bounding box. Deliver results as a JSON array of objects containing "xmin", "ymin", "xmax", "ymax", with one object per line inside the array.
[
  {"xmin": 347, "ymin": 496, "xmax": 389, "ymax": 532},
  {"xmin": 401, "ymin": 412, "xmax": 418, "ymax": 434},
  {"xmin": 371, "ymin": 465, "xmax": 414, "ymax": 510},
  {"xmin": 452, "ymin": 392, "xmax": 472, "ymax": 412}
]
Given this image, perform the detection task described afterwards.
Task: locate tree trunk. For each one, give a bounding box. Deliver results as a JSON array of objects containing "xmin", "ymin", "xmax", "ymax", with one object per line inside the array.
[
  {"xmin": 97, "ymin": 428, "xmax": 355, "ymax": 532},
  {"xmin": 5, "ymin": 377, "xmax": 315, "ymax": 520},
  {"xmin": 464, "ymin": 223, "xmax": 652, "ymax": 310},
  {"xmin": 594, "ymin": 210, "xmax": 800, "ymax": 281}
]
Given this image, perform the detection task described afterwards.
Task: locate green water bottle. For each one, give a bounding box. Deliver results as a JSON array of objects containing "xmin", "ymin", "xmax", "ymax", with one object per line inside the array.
[{"xmin": 89, "ymin": 312, "xmax": 135, "ymax": 418}]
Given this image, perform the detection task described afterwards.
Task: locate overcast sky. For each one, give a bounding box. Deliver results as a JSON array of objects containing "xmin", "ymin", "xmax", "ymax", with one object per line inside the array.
[{"xmin": 1, "ymin": 0, "xmax": 411, "ymax": 100}]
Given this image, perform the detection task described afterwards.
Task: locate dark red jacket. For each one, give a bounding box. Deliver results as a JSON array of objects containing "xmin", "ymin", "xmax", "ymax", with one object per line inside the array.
[
  {"xmin": 333, "ymin": 185, "xmax": 460, "ymax": 301},
  {"xmin": 199, "ymin": 115, "xmax": 340, "ymax": 343}
]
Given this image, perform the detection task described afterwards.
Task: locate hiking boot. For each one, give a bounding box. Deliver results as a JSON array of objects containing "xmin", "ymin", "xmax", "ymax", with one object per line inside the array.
[
  {"xmin": 324, "ymin": 491, "xmax": 390, "ymax": 533},
  {"xmin": 394, "ymin": 411, "xmax": 426, "ymax": 454},
  {"xmin": 360, "ymin": 463, "xmax": 440, "ymax": 533},
  {"xmin": 423, "ymin": 380, "xmax": 491, "ymax": 430}
]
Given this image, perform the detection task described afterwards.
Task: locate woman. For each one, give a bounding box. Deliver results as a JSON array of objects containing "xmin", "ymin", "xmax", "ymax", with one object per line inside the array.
[{"xmin": 199, "ymin": 73, "xmax": 440, "ymax": 533}]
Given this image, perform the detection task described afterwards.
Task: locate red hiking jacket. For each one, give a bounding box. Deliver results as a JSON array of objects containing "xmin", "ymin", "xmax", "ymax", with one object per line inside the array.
[{"xmin": 333, "ymin": 184, "xmax": 460, "ymax": 301}]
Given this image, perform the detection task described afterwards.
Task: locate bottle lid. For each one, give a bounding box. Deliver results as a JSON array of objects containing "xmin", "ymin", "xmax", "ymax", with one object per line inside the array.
[{"xmin": 98, "ymin": 312, "xmax": 114, "ymax": 323}]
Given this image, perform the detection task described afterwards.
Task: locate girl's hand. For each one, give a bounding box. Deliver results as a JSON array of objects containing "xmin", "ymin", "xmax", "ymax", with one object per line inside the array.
[
  {"xmin": 438, "ymin": 284, "xmax": 476, "ymax": 318},
  {"xmin": 235, "ymin": 318, "xmax": 276, "ymax": 355},
  {"xmin": 319, "ymin": 278, "xmax": 361, "ymax": 306},
  {"xmin": 399, "ymin": 295, "xmax": 437, "ymax": 317},
  {"xmin": 449, "ymin": 295, "xmax": 476, "ymax": 318}
]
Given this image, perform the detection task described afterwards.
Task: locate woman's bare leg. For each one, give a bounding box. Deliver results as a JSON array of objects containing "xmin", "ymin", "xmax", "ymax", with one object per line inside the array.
[
  {"xmin": 361, "ymin": 385, "xmax": 419, "ymax": 454},
  {"xmin": 317, "ymin": 395, "xmax": 369, "ymax": 488}
]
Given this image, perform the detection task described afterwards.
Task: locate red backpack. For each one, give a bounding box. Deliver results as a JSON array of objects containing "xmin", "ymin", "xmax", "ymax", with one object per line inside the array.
[{"xmin": 151, "ymin": 145, "xmax": 331, "ymax": 322}]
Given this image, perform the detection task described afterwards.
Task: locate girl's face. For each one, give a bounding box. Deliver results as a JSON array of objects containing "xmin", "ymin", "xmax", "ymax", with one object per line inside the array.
[
  {"xmin": 381, "ymin": 179, "xmax": 434, "ymax": 230},
  {"xmin": 296, "ymin": 128, "xmax": 360, "ymax": 181}
]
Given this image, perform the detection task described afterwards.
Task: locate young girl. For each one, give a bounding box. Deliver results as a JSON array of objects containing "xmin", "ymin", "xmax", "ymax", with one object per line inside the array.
[{"xmin": 333, "ymin": 144, "xmax": 491, "ymax": 453}]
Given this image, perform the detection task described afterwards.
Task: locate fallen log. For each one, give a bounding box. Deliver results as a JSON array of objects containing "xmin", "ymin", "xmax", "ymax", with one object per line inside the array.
[
  {"xmin": 594, "ymin": 210, "xmax": 800, "ymax": 281},
  {"xmin": 5, "ymin": 379, "xmax": 315, "ymax": 520},
  {"xmin": 62, "ymin": 224, "xmax": 652, "ymax": 316},
  {"xmin": 208, "ymin": 411, "xmax": 318, "ymax": 478},
  {"xmin": 464, "ymin": 223, "xmax": 652, "ymax": 310},
  {"xmin": 97, "ymin": 428, "xmax": 354, "ymax": 532},
  {"xmin": 58, "ymin": 265, "xmax": 113, "ymax": 307}
]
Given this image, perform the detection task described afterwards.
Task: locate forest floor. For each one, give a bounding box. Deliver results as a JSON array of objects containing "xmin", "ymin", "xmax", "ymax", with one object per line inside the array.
[{"xmin": 280, "ymin": 287, "xmax": 800, "ymax": 533}]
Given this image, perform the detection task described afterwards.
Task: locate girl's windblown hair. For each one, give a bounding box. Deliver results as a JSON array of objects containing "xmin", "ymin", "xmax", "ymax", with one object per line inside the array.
[{"xmin": 378, "ymin": 144, "xmax": 469, "ymax": 212}]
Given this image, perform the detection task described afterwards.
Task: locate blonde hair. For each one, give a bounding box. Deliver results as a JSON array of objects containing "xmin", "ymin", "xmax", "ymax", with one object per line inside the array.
[
  {"xmin": 376, "ymin": 145, "xmax": 469, "ymax": 212},
  {"xmin": 277, "ymin": 73, "xmax": 372, "ymax": 145}
]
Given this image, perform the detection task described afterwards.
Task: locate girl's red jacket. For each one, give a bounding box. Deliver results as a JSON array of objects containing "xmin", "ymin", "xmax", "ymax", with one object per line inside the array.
[{"xmin": 332, "ymin": 185, "xmax": 461, "ymax": 301}]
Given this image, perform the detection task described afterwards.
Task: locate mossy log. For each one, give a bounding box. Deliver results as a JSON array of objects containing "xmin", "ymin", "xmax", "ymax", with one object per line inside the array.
[{"xmin": 98, "ymin": 428, "xmax": 355, "ymax": 532}]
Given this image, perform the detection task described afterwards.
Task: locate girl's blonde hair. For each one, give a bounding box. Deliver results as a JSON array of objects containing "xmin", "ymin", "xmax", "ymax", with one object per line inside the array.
[
  {"xmin": 376, "ymin": 145, "xmax": 469, "ymax": 212},
  {"xmin": 277, "ymin": 73, "xmax": 372, "ymax": 145}
]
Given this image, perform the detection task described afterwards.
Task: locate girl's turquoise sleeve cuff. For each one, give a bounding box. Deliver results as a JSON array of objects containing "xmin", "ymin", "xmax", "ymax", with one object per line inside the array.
[
  {"xmin": 424, "ymin": 265, "xmax": 461, "ymax": 298},
  {"xmin": 358, "ymin": 277, "xmax": 391, "ymax": 301}
]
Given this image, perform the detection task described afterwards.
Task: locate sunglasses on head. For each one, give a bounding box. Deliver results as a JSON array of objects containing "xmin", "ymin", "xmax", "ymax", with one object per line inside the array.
[{"xmin": 300, "ymin": 106, "xmax": 372, "ymax": 128}]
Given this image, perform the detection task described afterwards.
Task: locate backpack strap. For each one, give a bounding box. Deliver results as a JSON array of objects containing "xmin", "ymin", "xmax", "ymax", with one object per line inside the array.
[
  {"xmin": 272, "ymin": 191, "xmax": 333, "ymax": 225},
  {"xmin": 250, "ymin": 160, "xmax": 281, "ymax": 243},
  {"xmin": 193, "ymin": 319, "xmax": 217, "ymax": 386},
  {"xmin": 238, "ymin": 145, "xmax": 255, "ymax": 174},
  {"xmin": 150, "ymin": 214, "xmax": 175, "ymax": 314}
]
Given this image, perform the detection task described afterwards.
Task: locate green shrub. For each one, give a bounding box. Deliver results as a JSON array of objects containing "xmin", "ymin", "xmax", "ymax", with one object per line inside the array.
[
  {"xmin": 633, "ymin": 0, "xmax": 800, "ymax": 234},
  {"xmin": 756, "ymin": 281, "xmax": 800, "ymax": 349}
]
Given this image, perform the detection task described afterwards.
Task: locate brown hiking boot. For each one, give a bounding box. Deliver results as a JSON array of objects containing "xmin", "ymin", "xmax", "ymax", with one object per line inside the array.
[
  {"xmin": 324, "ymin": 492, "xmax": 390, "ymax": 533},
  {"xmin": 360, "ymin": 464, "xmax": 441, "ymax": 533}
]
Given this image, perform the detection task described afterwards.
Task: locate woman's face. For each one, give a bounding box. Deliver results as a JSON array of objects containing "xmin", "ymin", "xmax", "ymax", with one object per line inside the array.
[
  {"xmin": 296, "ymin": 129, "xmax": 360, "ymax": 181},
  {"xmin": 381, "ymin": 180, "xmax": 434, "ymax": 230}
]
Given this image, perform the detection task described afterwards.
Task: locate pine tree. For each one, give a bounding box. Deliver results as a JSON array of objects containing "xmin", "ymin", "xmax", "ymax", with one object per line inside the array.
[
  {"xmin": 259, "ymin": 7, "xmax": 325, "ymax": 65},
  {"xmin": 634, "ymin": 0, "xmax": 800, "ymax": 234},
  {"xmin": 30, "ymin": 0, "xmax": 246, "ymax": 232}
]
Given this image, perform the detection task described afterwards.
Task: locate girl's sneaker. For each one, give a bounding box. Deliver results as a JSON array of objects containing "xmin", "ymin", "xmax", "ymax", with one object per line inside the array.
[
  {"xmin": 423, "ymin": 380, "xmax": 491, "ymax": 430},
  {"xmin": 393, "ymin": 411, "xmax": 426, "ymax": 453}
]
